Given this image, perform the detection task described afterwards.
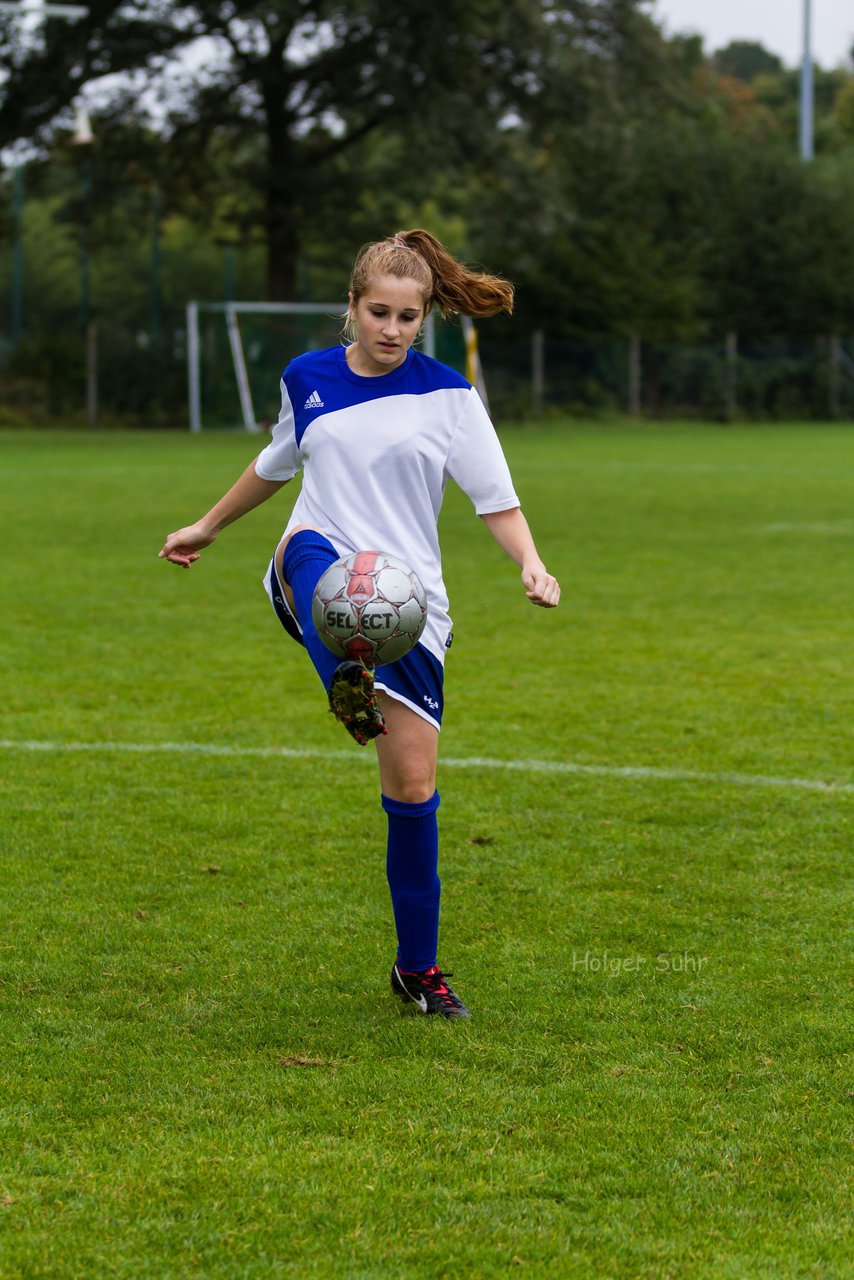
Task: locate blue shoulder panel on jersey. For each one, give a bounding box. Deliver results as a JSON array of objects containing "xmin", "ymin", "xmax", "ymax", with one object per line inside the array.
[{"xmin": 284, "ymin": 347, "xmax": 470, "ymax": 447}]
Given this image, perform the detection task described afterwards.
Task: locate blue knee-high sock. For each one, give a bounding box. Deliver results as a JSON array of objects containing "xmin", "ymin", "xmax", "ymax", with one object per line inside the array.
[
  {"xmin": 383, "ymin": 790, "xmax": 441, "ymax": 973},
  {"xmin": 281, "ymin": 530, "xmax": 341, "ymax": 691}
]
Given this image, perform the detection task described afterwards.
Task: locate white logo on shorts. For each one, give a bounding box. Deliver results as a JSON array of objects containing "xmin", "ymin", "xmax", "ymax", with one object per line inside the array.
[{"xmin": 423, "ymin": 695, "xmax": 439, "ymax": 711}]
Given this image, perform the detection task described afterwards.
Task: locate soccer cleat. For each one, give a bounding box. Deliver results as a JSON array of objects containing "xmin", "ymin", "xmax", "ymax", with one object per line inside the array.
[
  {"xmin": 390, "ymin": 963, "xmax": 472, "ymax": 1019},
  {"xmin": 328, "ymin": 660, "xmax": 387, "ymax": 746}
]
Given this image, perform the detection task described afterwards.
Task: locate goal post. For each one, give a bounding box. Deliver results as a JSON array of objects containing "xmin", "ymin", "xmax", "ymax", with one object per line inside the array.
[
  {"xmin": 460, "ymin": 315, "xmax": 490, "ymax": 415},
  {"xmin": 186, "ymin": 301, "xmax": 441, "ymax": 432},
  {"xmin": 188, "ymin": 300, "xmax": 345, "ymax": 435}
]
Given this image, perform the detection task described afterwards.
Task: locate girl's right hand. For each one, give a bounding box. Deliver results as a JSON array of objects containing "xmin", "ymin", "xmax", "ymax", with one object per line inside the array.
[{"xmin": 158, "ymin": 523, "xmax": 216, "ymax": 568}]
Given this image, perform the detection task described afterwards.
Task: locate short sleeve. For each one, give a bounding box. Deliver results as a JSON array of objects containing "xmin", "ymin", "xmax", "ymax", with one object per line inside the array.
[
  {"xmin": 255, "ymin": 379, "xmax": 301, "ymax": 481},
  {"xmin": 445, "ymin": 387, "xmax": 520, "ymax": 515}
]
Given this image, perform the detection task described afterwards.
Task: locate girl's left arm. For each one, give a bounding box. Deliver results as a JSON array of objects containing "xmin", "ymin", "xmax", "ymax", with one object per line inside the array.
[{"xmin": 480, "ymin": 507, "xmax": 560, "ymax": 608}]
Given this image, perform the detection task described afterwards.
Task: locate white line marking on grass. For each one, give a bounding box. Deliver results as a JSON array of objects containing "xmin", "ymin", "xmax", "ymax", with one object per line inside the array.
[
  {"xmin": 757, "ymin": 521, "xmax": 854, "ymax": 536},
  {"xmin": 1, "ymin": 740, "xmax": 852, "ymax": 795}
]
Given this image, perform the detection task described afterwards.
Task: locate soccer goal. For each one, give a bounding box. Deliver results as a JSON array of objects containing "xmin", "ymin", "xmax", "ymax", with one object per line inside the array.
[
  {"xmin": 187, "ymin": 302, "xmax": 340, "ymax": 432},
  {"xmin": 186, "ymin": 301, "xmax": 440, "ymax": 432}
]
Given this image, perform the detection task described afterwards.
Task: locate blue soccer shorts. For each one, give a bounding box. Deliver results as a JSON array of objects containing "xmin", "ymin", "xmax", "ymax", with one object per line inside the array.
[{"xmin": 263, "ymin": 556, "xmax": 444, "ymax": 731}]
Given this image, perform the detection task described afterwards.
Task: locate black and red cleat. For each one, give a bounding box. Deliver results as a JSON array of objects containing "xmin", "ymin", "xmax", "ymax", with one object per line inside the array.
[
  {"xmin": 328, "ymin": 660, "xmax": 387, "ymax": 746},
  {"xmin": 390, "ymin": 963, "xmax": 471, "ymax": 1019}
]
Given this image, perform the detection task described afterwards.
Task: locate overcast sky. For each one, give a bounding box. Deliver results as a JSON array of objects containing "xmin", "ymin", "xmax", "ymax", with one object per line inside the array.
[{"xmin": 650, "ymin": 0, "xmax": 853, "ymax": 68}]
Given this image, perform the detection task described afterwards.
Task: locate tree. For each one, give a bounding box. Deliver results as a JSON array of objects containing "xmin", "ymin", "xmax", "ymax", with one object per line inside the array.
[
  {"xmin": 465, "ymin": 0, "xmax": 711, "ymax": 338},
  {"xmin": 713, "ymin": 40, "xmax": 784, "ymax": 83},
  {"xmin": 1, "ymin": 0, "xmax": 562, "ymax": 298}
]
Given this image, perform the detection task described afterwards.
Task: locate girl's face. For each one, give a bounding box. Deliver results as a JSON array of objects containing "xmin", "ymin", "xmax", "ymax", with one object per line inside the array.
[{"xmin": 348, "ymin": 274, "xmax": 425, "ymax": 374}]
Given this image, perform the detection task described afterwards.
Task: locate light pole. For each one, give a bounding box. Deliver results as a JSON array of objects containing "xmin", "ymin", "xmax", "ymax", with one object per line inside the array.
[
  {"xmin": 800, "ymin": 0, "xmax": 814, "ymax": 160},
  {"xmin": 10, "ymin": 165, "xmax": 24, "ymax": 345},
  {"xmin": 72, "ymin": 100, "xmax": 97, "ymax": 424},
  {"xmin": 1, "ymin": 0, "xmax": 89, "ymax": 345},
  {"xmin": 150, "ymin": 182, "xmax": 162, "ymax": 341}
]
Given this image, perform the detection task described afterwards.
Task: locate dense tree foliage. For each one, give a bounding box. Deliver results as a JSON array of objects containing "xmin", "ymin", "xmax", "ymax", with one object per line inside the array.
[
  {"xmin": 1, "ymin": 1, "xmax": 854, "ymax": 421},
  {"xmin": 1, "ymin": 0, "xmax": 562, "ymax": 296}
]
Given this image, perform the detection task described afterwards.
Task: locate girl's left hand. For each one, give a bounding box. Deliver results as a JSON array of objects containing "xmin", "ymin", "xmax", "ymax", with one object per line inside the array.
[{"xmin": 522, "ymin": 563, "xmax": 560, "ymax": 608}]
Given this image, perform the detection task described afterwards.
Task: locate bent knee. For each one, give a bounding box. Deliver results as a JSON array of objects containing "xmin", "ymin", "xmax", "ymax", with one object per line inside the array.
[
  {"xmin": 279, "ymin": 523, "xmax": 324, "ymax": 554},
  {"xmin": 381, "ymin": 772, "xmax": 437, "ymax": 806},
  {"xmin": 276, "ymin": 524, "xmax": 330, "ymax": 582}
]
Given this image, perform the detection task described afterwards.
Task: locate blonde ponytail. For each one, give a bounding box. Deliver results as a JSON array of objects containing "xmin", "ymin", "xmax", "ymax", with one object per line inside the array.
[
  {"xmin": 393, "ymin": 229, "xmax": 514, "ymax": 319},
  {"xmin": 347, "ymin": 229, "xmax": 514, "ymax": 329}
]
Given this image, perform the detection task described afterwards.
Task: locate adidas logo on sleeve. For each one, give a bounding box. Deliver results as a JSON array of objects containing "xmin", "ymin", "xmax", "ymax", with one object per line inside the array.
[{"xmin": 303, "ymin": 390, "xmax": 325, "ymax": 410}]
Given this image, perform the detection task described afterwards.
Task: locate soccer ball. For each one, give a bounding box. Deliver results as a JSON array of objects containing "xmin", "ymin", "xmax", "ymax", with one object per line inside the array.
[{"xmin": 311, "ymin": 551, "xmax": 428, "ymax": 666}]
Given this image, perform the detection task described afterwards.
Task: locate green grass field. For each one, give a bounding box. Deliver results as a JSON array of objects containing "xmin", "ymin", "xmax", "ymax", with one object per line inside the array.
[{"xmin": 0, "ymin": 422, "xmax": 851, "ymax": 1279}]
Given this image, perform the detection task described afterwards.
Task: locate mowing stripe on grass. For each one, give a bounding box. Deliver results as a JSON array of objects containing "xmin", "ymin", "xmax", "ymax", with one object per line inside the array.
[{"xmin": 2, "ymin": 739, "xmax": 852, "ymax": 796}]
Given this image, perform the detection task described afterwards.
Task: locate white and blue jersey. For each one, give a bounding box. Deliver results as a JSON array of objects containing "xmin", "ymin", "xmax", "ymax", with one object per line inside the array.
[{"xmin": 255, "ymin": 345, "xmax": 520, "ymax": 667}]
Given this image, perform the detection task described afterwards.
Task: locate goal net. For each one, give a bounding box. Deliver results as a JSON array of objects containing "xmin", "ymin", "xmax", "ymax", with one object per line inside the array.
[
  {"xmin": 186, "ymin": 301, "xmax": 475, "ymax": 431},
  {"xmin": 187, "ymin": 302, "xmax": 343, "ymax": 432}
]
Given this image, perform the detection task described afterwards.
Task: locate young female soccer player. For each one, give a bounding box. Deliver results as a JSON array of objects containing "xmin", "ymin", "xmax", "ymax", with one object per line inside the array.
[{"xmin": 159, "ymin": 230, "xmax": 559, "ymax": 1018}]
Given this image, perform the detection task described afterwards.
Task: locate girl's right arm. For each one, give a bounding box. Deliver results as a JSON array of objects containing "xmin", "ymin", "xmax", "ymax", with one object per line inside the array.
[{"xmin": 159, "ymin": 458, "xmax": 289, "ymax": 568}]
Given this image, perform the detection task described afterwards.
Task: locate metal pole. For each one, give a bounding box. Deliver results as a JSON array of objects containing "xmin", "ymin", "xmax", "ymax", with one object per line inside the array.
[
  {"xmin": 628, "ymin": 334, "xmax": 641, "ymax": 417},
  {"xmin": 423, "ymin": 310, "xmax": 436, "ymax": 358},
  {"xmin": 86, "ymin": 321, "xmax": 98, "ymax": 426},
  {"xmin": 800, "ymin": 0, "xmax": 814, "ymax": 160},
  {"xmin": 11, "ymin": 164, "xmax": 24, "ymax": 345},
  {"xmin": 725, "ymin": 332, "xmax": 738, "ymax": 420},
  {"xmin": 460, "ymin": 315, "xmax": 490, "ymax": 414},
  {"xmin": 226, "ymin": 304, "xmax": 257, "ymax": 431},
  {"xmin": 150, "ymin": 182, "xmax": 161, "ymax": 340},
  {"xmin": 70, "ymin": 103, "xmax": 96, "ymax": 423},
  {"xmin": 187, "ymin": 301, "xmax": 201, "ymax": 432},
  {"xmin": 79, "ymin": 148, "xmax": 97, "ymax": 425},
  {"xmin": 532, "ymin": 330, "xmax": 544, "ymax": 415},
  {"xmin": 829, "ymin": 334, "xmax": 840, "ymax": 419},
  {"xmin": 79, "ymin": 148, "xmax": 92, "ymax": 329}
]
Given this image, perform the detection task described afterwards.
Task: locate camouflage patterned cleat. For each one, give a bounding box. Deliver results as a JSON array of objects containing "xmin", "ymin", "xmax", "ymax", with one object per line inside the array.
[{"xmin": 328, "ymin": 660, "xmax": 387, "ymax": 746}]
